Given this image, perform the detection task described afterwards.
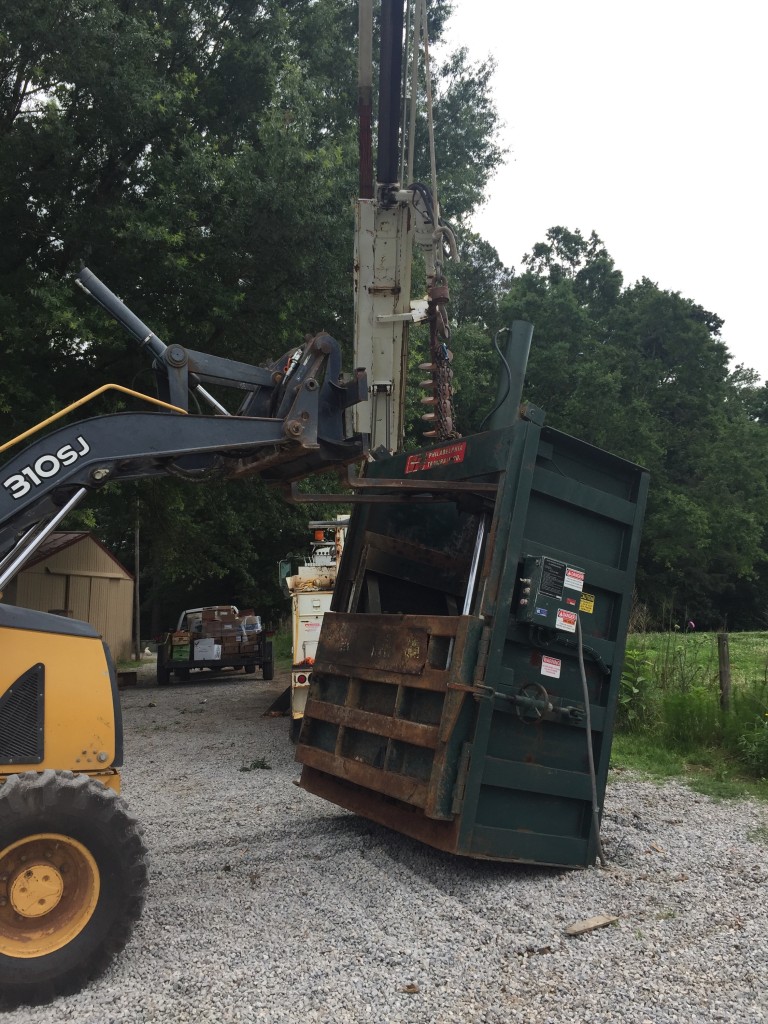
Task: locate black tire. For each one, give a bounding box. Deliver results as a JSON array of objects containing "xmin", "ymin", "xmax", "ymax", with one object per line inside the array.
[
  {"xmin": 262, "ymin": 643, "xmax": 274, "ymax": 681},
  {"xmin": 156, "ymin": 660, "xmax": 171, "ymax": 686},
  {"xmin": 0, "ymin": 770, "xmax": 148, "ymax": 1010},
  {"xmin": 289, "ymin": 716, "xmax": 302, "ymax": 744},
  {"xmin": 175, "ymin": 668, "xmax": 191, "ymax": 681},
  {"xmin": 243, "ymin": 664, "xmax": 256, "ymax": 675}
]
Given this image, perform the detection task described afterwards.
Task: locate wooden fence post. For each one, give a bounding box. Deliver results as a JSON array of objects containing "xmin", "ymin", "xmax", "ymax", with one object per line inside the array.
[{"xmin": 717, "ymin": 632, "xmax": 731, "ymax": 712}]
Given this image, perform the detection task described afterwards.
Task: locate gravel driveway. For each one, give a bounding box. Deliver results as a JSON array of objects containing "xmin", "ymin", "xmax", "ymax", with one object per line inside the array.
[{"xmin": 8, "ymin": 666, "xmax": 767, "ymax": 1024}]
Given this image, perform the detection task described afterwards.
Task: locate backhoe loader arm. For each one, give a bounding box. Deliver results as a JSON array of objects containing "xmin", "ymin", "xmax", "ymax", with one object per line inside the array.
[
  {"xmin": 74, "ymin": 267, "xmax": 365, "ymax": 426},
  {"xmin": 0, "ymin": 269, "xmax": 368, "ymax": 587}
]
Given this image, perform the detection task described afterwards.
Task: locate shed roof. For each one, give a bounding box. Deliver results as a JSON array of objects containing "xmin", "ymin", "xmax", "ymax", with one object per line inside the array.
[{"xmin": 22, "ymin": 532, "xmax": 133, "ymax": 579}]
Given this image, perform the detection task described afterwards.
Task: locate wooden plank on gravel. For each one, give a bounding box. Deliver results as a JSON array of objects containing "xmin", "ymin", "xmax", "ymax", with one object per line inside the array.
[{"xmin": 565, "ymin": 914, "xmax": 619, "ymax": 936}]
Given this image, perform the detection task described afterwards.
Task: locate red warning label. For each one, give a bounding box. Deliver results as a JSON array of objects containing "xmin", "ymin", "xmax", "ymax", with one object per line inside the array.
[
  {"xmin": 404, "ymin": 440, "xmax": 467, "ymax": 474},
  {"xmin": 564, "ymin": 567, "xmax": 585, "ymax": 592},
  {"xmin": 556, "ymin": 608, "xmax": 578, "ymax": 633},
  {"xmin": 541, "ymin": 655, "xmax": 562, "ymax": 679}
]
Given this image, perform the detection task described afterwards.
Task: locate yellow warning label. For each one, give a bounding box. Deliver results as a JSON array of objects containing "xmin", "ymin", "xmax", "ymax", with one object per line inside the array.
[{"xmin": 579, "ymin": 592, "xmax": 595, "ymax": 614}]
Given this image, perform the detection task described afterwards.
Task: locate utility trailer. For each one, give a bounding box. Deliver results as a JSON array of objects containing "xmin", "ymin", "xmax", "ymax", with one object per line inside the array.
[
  {"xmin": 156, "ymin": 605, "xmax": 274, "ymax": 684},
  {"xmin": 296, "ymin": 324, "xmax": 649, "ymax": 868}
]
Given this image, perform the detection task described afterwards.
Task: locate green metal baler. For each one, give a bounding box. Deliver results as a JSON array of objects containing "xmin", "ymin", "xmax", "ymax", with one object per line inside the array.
[{"xmin": 296, "ymin": 323, "xmax": 649, "ymax": 868}]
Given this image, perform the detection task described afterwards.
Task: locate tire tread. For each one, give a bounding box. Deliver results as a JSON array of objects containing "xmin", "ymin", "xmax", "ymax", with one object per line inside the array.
[{"xmin": 0, "ymin": 770, "xmax": 148, "ymax": 1009}]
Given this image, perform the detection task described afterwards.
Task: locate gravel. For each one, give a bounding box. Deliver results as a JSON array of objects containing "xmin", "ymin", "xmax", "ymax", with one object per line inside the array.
[{"xmin": 8, "ymin": 666, "xmax": 768, "ymax": 1024}]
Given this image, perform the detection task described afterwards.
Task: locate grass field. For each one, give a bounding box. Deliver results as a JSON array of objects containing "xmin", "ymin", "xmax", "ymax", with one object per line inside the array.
[
  {"xmin": 627, "ymin": 630, "xmax": 768, "ymax": 690},
  {"xmin": 613, "ymin": 630, "xmax": 768, "ymax": 799}
]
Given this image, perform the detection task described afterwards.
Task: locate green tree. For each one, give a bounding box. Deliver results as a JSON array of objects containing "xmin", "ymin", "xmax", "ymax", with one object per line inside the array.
[
  {"xmin": 500, "ymin": 226, "xmax": 768, "ymax": 627},
  {"xmin": 0, "ymin": 0, "xmax": 506, "ymax": 634},
  {"xmin": 427, "ymin": 48, "xmax": 505, "ymax": 220}
]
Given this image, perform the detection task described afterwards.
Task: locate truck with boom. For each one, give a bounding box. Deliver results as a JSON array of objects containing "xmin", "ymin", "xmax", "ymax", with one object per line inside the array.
[{"xmin": 279, "ymin": 519, "xmax": 347, "ymax": 740}]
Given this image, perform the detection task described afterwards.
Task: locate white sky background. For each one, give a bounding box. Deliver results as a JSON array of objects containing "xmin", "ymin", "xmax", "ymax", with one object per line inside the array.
[{"xmin": 441, "ymin": 0, "xmax": 767, "ymax": 381}]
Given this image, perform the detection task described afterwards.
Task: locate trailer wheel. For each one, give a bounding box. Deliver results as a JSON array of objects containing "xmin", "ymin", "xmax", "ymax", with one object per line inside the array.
[
  {"xmin": 0, "ymin": 771, "xmax": 148, "ymax": 1010},
  {"xmin": 176, "ymin": 668, "xmax": 191, "ymax": 681},
  {"xmin": 262, "ymin": 644, "xmax": 274, "ymax": 681},
  {"xmin": 156, "ymin": 660, "xmax": 171, "ymax": 686},
  {"xmin": 243, "ymin": 664, "xmax": 256, "ymax": 675}
]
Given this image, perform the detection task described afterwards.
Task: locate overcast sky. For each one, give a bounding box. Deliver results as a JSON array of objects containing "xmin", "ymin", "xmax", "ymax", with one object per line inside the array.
[{"xmin": 442, "ymin": 0, "xmax": 767, "ymax": 381}]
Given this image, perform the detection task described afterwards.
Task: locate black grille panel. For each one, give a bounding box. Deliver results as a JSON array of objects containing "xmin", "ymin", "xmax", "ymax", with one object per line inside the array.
[{"xmin": 0, "ymin": 664, "xmax": 45, "ymax": 764}]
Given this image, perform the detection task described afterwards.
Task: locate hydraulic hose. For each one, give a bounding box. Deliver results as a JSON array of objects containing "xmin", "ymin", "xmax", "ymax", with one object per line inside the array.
[{"xmin": 576, "ymin": 614, "xmax": 607, "ymax": 867}]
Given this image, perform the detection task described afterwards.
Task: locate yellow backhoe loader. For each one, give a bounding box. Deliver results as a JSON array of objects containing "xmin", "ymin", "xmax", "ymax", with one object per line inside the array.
[{"xmin": 0, "ymin": 265, "xmax": 367, "ymax": 1007}]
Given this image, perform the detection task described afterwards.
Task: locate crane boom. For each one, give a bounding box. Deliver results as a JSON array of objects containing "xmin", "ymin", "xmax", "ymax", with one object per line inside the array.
[{"xmin": 353, "ymin": 0, "xmax": 456, "ymax": 453}]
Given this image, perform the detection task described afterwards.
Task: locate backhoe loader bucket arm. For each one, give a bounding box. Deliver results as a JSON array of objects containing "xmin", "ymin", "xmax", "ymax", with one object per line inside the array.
[
  {"xmin": 75, "ymin": 269, "xmax": 365, "ymax": 424},
  {"xmin": 0, "ymin": 270, "xmax": 368, "ymax": 585}
]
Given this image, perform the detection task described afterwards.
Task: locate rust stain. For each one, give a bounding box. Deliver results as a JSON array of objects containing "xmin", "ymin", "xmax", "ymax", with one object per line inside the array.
[{"xmin": 404, "ymin": 637, "xmax": 421, "ymax": 660}]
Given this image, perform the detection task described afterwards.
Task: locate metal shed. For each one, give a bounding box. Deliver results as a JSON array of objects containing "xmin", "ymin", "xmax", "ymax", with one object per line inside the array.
[{"xmin": 2, "ymin": 532, "xmax": 134, "ymax": 661}]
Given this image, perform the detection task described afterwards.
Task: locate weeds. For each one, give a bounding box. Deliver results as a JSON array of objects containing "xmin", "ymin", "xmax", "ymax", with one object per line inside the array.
[
  {"xmin": 737, "ymin": 710, "xmax": 768, "ymax": 775},
  {"xmin": 617, "ymin": 649, "xmax": 654, "ymax": 732},
  {"xmin": 611, "ymin": 735, "xmax": 768, "ymax": 801},
  {"xmin": 660, "ymin": 687, "xmax": 722, "ymax": 749},
  {"xmin": 747, "ymin": 826, "xmax": 768, "ymax": 845},
  {"xmin": 616, "ymin": 631, "xmax": 768, "ymax": 794},
  {"xmin": 240, "ymin": 757, "xmax": 272, "ymax": 772},
  {"xmin": 271, "ymin": 626, "xmax": 293, "ymax": 668}
]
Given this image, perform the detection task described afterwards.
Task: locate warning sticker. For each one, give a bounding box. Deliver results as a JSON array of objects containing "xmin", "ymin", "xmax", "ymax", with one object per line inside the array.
[
  {"xmin": 539, "ymin": 558, "xmax": 566, "ymax": 599},
  {"xmin": 541, "ymin": 655, "xmax": 562, "ymax": 679},
  {"xmin": 564, "ymin": 567, "xmax": 585, "ymax": 592},
  {"xmin": 579, "ymin": 592, "xmax": 595, "ymax": 615},
  {"xmin": 404, "ymin": 440, "xmax": 467, "ymax": 474},
  {"xmin": 556, "ymin": 608, "xmax": 578, "ymax": 633}
]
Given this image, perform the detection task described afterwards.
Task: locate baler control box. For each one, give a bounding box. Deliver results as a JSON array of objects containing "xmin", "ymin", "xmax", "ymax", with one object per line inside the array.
[{"xmin": 516, "ymin": 555, "xmax": 586, "ymax": 634}]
